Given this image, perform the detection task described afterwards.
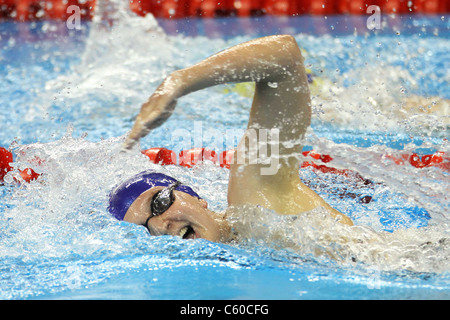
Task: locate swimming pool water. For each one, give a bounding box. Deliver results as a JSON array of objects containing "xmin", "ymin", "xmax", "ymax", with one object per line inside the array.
[{"xmin": 0, "ymin": 8, "xmax": 449, "ymax": 300}]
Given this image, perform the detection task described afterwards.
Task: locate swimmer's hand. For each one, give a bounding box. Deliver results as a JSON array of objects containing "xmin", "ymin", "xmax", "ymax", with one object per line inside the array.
[{"xmin": 124, "ymin": 74, "xmax": 181, "ymax": 150}]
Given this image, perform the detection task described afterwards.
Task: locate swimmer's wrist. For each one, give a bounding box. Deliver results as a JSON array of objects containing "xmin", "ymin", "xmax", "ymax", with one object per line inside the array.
[
  {"xmin": 163, "ymin": 70, "xmax": 190, "ymax": 99},
  {"xmin": 153, "ymin": 73, "xmax": 182, "ymax": 102}
]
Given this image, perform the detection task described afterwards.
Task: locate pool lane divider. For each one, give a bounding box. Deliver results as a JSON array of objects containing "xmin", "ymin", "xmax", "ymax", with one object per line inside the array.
[
  {"xmin": 141, "ymin": 147, "xmax": 449, "ymax": 171},
  {"xmin": 1, "ymin": 146, "xmax": 448, "ymax": 185},
  {"xmin": 1, "ymin": 0, "xmax": 449, "ymax": 22}
]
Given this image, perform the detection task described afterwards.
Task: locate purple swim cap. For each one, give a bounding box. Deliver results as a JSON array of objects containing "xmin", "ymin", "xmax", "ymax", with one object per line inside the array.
[{"xmin": 108, "ymin": 170, "xmax": 201, "ymax": 221}]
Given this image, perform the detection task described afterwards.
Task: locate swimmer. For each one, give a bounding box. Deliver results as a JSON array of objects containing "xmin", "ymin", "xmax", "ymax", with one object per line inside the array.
[{"xmin": 111, "ymin": 35, "xmax": 353, "ymax": 242}]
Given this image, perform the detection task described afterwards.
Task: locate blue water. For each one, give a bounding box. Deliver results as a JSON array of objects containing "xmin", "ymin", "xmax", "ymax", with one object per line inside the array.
[{"xmin": 0, "ymin": 13, "xmax": 449, "ymax": 299}]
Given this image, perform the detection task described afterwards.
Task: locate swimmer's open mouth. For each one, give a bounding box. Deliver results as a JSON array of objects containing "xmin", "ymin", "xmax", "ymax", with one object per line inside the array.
[{"xmin": 179, "ymin": 226, "xmax": 196, "ymax": 239}]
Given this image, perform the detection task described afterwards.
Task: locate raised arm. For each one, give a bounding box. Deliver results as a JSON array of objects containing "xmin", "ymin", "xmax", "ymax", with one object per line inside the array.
[
  {"xmin": 123, "ymin": 35, "xmax": 352, "ymax": 225},
  {"xmin": 123, "ymin": 35, "xmax": 310, "ymax": 151}
]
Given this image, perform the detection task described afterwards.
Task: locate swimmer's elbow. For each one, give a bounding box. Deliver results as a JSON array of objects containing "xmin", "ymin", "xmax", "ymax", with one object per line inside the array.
[
  {"xmin": 340, "ymin": 215, "xmax": 354, "ymax": 226},
  {"xmin": 278, "ymin": 34, "xmax": 297, "ymax": 45},
  {"xmin": 274, "ymin": 35, "xmax": 303, "ymax": 64},
  {"xmin": 332, "ymin": 208, "xmax": 354, "ymax": 226},
  {"xmin": 279, "ymin": 34, "xmax": 300, "ymax": 48}
]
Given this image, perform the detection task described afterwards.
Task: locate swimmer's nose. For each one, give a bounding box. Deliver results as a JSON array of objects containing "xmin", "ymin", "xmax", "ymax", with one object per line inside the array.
[
  {"xmin": 146, "ymin": 219, "xmax": 185, "ymax": 237},
  {"xmin": 145, "ymin": 223, "xmax": 160, "ymax": 236}
]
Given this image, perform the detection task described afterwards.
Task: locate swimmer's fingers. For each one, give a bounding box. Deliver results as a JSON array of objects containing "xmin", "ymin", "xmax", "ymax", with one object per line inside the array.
[
  {"xmin": 123, "ymin": 119, "xmax": 147, "ymax": 150},
  {"xmin": 124, "ymin": 73, "xmax": 183, "ymax": 150},
  {"xmin": 124, "ymin": 99, "xmax": 177, "ymax": 150}
]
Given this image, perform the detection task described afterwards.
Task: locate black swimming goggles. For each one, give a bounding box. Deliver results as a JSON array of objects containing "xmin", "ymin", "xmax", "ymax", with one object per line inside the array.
[{"xmin": 145, "ymin": 181, "xmax": 181, "ymax": 228}]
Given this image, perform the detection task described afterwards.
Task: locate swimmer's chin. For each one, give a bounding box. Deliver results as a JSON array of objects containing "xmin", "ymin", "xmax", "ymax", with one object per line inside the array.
[
  {"xmin": 215, "ymin": 214, "xmax": 235, "ymax": 243},
  {"xmin": 190, "ymin": 214, "xmax": 233, "ymax": 243}
]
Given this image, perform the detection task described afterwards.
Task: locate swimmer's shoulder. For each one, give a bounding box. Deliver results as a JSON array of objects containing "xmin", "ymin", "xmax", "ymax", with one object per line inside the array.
[{"xmin": 227, "ymin": 163, "xmax": 353, "ymax": 226}]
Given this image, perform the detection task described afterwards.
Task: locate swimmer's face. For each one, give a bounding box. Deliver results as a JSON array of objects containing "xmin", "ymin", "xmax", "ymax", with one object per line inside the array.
[{"xmin": 124, "ymin": 187, "xmax": 231, "ymax": 242}]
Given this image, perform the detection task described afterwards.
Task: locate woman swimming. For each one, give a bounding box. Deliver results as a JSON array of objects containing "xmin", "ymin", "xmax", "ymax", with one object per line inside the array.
[{"xmin": 110, "ymin": 35, "xmax": 353, "ymax": 242}]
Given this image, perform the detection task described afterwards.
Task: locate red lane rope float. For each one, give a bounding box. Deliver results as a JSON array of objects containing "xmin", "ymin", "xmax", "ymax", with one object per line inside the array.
[
  {"xmin": 0, "ymin": 147, "xmax": 40, "ymax": 183},
  {"xmin": 179, "ymin": 147, "xmax": 218, "ymax": 168},
  {"xmin": 141, "ymin": 147, "xmax": 177, "ymax": 166},
  {"xmin": 384, "ymin": 151, "xmax": 449, "ymax": 171},
  {"xmin": 0, "ymin": 147, "xmax": 13, "ymax": 182},
  {"xmin": 1, "ymin": 0, "xmax": 449, "ymax": 21}
]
